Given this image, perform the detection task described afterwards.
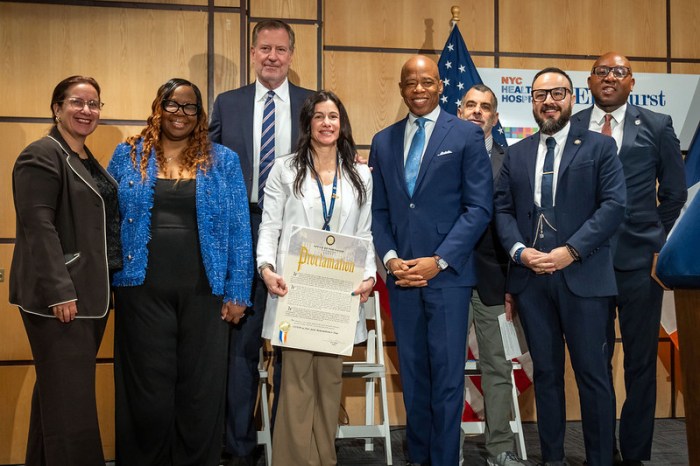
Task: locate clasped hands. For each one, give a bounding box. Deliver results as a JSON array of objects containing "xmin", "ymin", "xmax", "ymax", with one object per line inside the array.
[
  {"xmin": 387, "ymin": 256, "xmax": 440, "ymax": 288},
  {"xmin": 520, "ymin": 246, "xmax": 574, "ymax": 275}
]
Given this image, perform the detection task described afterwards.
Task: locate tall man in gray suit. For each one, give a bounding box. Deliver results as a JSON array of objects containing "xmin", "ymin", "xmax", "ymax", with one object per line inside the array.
[
  {"xmin": 209, "ymin": 19, "xmax": 314, "ymax": 466},
  {"xmin": 458, "ymin": 84, "xmax": 527, "ymax": 466},
  {"xmin": 495, "ymin": 67, "xmax": 626, "ymax": 466},
  {"xmin": 571, "ymin": 52, "xmax": 687, "ymax": 466}
]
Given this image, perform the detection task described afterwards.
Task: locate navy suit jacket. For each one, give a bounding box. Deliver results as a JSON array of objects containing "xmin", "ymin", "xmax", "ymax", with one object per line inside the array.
[
  {"xmin": 571, "ymin": 105, "xmax": 687, "ymax": 271},
  {"xmin": 494, "ymin": 125, "xmax": 626, "ymax": 297},
  {"xmin": 474, "ymin": 142, "xmax": 510, "ymax": 305},
  {"xmin": 370, "ymin": 109, "xmax": 493, "ymax": 288},
  {"xmin": 209, "ymin": 82, "xmax": 314, "ymax": 198}
]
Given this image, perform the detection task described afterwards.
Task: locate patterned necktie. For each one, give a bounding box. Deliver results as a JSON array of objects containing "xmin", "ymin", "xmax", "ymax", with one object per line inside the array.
[
  {"xmin": 541, "ymin": 137, "xmax": 556, "ymax": 208},
  {"xmin": 258, "ymin": 90, "xmax": 276, "ymax": 208},
  {"xmin": 602, "ymin": 113, "xmax": 613, "ymax": 136},
  {"xmin": 405, "ymin": 117, "xmax": 427, "ymax": 196}
]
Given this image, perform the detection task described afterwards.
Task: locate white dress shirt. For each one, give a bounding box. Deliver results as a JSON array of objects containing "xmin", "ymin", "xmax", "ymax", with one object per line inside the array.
[
  {"xmin": 251, "ymin": 79, "xmax": 293, "ymax": 203},
  {"xmin": 384, "ymin": 106, "xmax": 443, "ymax": 267},
  {"xmin": 509, "ymin": 123, "xmax": 570, "ymax": 258},
  {"xmin": 589, "ymin": 103, "xmax": 627, "ymax": 154}
]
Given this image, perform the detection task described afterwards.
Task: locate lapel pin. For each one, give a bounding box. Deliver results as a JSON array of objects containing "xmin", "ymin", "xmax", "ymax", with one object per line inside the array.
[
  {"xmin": 635, "ymin": 119, "xmax": 641, "ymax": 126},
  {"xmin": 574, "ymin": 139, "xmax": 581, "ymax": 145}
]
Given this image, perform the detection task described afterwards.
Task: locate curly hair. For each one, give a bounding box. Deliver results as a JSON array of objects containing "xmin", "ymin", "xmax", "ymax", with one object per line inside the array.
[
  {"xmin": 292, "ymin": 90, "xmax": 367, "ymax": 205},
  {"xmin": 127, "ymin": 78, "xmax": 211, "ymax": 179}
]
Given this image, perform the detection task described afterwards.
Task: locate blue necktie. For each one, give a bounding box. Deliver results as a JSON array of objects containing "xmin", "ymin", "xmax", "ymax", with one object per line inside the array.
[
  {"xmin": 258, "ymin": 90, "xmax": 276, "ymax": 208},
  {"xmin": 541, "ymin": 137, "xmax": 556, "ymax": 208},
  {"xmin": 405, "ymin": 117, "xmax": 426, "ymax": 196}
]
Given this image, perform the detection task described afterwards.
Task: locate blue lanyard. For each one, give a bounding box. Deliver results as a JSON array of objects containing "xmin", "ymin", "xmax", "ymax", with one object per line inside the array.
[{"xmin": 316, "ymin": 166, "xmax": 338, "ymax": 231}]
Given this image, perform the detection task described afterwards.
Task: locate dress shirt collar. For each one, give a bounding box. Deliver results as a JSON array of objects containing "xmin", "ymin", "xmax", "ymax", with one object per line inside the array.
[
  {"xmin": 255, "ymin": 78, "xmax": 290, "ymax": 103},
  {"xmin": 408, "ymin": 105, "xmax": 441, "ymax": 127},
  {"xmin": 591, "ymin": 102, "xmax": 627, "ymax": 126},
  {"xmin": 539, "ymin": 121, "xmax": 571, "ymax": 149}
]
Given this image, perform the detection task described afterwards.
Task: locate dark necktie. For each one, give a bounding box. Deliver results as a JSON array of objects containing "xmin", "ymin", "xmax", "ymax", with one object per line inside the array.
[
  {"xmin": 405, "ymin": 117, "xmax": 427, "ymax": 196},
  {"xmin": 541, "ymin": 137, "xmax": 556, "ymax": 208},
  {"xmin": 602, "ymin": 113, "xmax": 613, "ymax": 136},
  {"xmin": 258, "ymin": 90, "xmax": 276, "ymax": 208}
]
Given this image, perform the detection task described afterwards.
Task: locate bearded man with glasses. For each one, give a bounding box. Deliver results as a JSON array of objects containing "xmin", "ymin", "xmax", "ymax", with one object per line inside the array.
[
  {"xmin": 494, "ymin": 67, "xmax": 626, "ymax": 466},
  {"xmin": 571, "ymin": 52, "xmax": 687, "ymax": 466}
]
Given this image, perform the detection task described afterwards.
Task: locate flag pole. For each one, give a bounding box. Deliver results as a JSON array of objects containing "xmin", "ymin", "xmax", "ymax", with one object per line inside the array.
[{"xmin": 450, "ymin": 5, "xmax": 460, "ymax": 30}]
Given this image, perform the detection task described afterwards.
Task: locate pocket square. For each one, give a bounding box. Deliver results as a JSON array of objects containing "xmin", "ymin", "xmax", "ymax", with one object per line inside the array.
[{"xmin": 437, "ymin": 150, "xmax": 453, "ymax": 156}]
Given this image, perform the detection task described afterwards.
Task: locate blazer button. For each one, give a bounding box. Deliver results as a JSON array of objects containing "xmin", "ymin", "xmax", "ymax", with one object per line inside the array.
[
  {"xmin": 127, "ymin": 254, "xmax": 133, "ymax": 260},
  {"xmin": 409, "ymin": 203, "xmax": 416, "ymax": 209},
  {"xmin": 129, "ymin": 181, "xmax": 134, "ymax": 186},
  {"xmin": 128, "ymin": 218, "xmax": 134, "ymax": 223}
]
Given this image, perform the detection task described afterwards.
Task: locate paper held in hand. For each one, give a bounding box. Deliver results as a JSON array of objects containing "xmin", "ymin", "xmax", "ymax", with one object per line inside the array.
[{"xmin": 272, "ymin": 226, "xmax": 370, "ymax": 356}]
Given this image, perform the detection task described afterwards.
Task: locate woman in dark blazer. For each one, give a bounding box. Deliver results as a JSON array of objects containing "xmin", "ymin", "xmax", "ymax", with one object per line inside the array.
[
  {"xmin": 10, "ymin": 75, "xmax": 121, "ymax": 466},
  {"xmin": 108, "ymin": 78, "xmax": 253, "ymax": 466}
]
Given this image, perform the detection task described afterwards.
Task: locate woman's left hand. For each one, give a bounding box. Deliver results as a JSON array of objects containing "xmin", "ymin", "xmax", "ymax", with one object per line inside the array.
[
  {"xmin": 221, "ymin": 301, "xmax": 246, "ymax": 324},
  {"xmin": 352, "ymin": 277, "xmax": 376, "ymax": 304}
]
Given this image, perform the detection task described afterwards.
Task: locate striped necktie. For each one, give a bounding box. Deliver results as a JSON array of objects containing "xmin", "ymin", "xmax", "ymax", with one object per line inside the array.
[{"xmin": 258, "ymin": 90, "xmax": 276, "ymax": 208}]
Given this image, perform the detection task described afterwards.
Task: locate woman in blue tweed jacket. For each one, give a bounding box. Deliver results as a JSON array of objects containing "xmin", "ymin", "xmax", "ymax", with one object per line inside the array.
[{"xmin": 108, "ymin": 78, "xmax": 252, "ymax": 466}]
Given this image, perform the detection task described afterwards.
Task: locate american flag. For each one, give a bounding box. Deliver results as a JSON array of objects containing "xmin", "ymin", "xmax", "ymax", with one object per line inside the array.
[{"xmin": 437, "ymin": 24, "xmax": 508, "ymax": 148}]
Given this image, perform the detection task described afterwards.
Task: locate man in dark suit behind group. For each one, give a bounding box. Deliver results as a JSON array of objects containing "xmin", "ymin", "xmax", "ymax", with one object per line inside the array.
[
  {"xmin": 571, "ymin": 52, "xmax": 687, "ymax": 466},
  {"xmin": 458, "ymin": 84, "xmax": 527, "ymax": 466},
  {"xmin": 370, "ymin": 55, "xmax": 493, "ymax": 466},
  {"xmin": 209, "ymin": 19, "xmax": 313, "ymax": 466},
  {"xmin": 494, "ymin": 67, "xmax": 626, "ymax": 466}
]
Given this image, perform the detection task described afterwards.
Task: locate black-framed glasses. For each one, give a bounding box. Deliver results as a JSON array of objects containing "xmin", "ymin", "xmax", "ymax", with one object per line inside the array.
[
  {"xmin": 62, "ymin": 97, "xmax": 104, "ymax": 112},
  {"xmin": 531, "ymin": 87, "xmax": 571, "ymax": 102},
  {"xmin": 591, "ymin": 65, "xmax": 631, "ymax": 79},
  {"xmin": 162, "ymin": 99, "xmax": 199, "ymax": 116}
]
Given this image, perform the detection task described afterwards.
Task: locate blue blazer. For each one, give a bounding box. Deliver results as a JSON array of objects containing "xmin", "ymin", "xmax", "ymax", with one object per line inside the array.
[
  {"xmin": 494, "ymin": 125, "xmax": 626, "ymax": 298},
  {"xmin": 571, "ymin": 105, "xmax": 687, "ymax": 271},
  {"xmin": 107, "ymin": 141, "xmax": 253, "ymax": 305},
  {"xmin": 209, "ymin": 82, "xmax": 314, "ymax": 198},
  {"xmin": 370, "ymin": 109, "xmax": 493, "ymax": 288}
]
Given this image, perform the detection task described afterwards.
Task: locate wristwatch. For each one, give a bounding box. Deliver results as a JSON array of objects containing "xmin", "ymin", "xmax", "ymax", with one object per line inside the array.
[{"xmin": 434, "ymin": 255, "xmax": 448, "ymax": 271}]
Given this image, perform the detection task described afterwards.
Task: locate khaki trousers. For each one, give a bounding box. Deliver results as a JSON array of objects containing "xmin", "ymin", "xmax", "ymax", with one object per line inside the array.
[{"xmin": 272, "ymin": 348, "xmax": 343, "ymax": 466}]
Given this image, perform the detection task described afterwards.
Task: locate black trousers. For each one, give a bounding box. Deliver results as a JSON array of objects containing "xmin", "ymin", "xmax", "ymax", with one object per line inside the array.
[
  {"xmin": 610, "ymin": 267, "xmax": 665, "ymax": 461},
  {"xmin": 21, "ymin": 311, "xmax": 108, "ymax": 466},
  {"xmin": 114, "ymin": 281, "xmax": 227, "ymax": 466}
]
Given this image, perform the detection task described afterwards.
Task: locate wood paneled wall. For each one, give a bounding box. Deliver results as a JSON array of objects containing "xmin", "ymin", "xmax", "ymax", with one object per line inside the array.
[{"xmin": 0, "ymin": 0, "xmax": 697, "ymax": 463}]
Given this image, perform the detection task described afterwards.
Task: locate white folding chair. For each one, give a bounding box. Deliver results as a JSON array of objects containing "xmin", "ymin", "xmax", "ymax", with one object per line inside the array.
[
  {"xmin": 257, "ymin": 347, "xmax": 272, "ymax": 466},
  {"xmin": 337, "ymin": 291, "xmax": 393, "ymax": 465},
  {"xmin": 461, "ymin": 360, "xmax": 527, "ymax": 460}
]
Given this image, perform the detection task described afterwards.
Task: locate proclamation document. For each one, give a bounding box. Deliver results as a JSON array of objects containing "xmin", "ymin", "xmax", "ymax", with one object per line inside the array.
[{"xmin": 272, "ymin": 226, "xmax": 370, "ymax": 356}]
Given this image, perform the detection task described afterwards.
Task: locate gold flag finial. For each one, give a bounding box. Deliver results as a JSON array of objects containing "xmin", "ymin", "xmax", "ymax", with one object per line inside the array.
[{"xmin": 451, "ymin": 6, "xmax": 461, "ymax": 23}]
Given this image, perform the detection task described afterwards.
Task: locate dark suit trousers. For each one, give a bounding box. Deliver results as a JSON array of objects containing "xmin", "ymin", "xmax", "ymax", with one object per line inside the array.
[
  {"xmin": 389, "ymin": 284, "xmax": 470, "ymax": 466},
  {"xmin": 610, "ymin": 268, "xmax": 664, "ymax": 461},
  {"xmin": 21, "ymin": 311, "xmax": 108, "ymax": 466},
  {"xmin": 226, "ymin": 210, "xmax": 282, "ymax": 456},
  {"xmin": 516, "ymin": 272, "xmax": 614, "ymax": 466}
]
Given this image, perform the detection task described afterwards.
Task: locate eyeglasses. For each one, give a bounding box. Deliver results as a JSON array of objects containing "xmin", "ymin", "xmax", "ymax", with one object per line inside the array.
[
  {"xmin": 531, "ymin": 87, "xmax": 571, "ymax": 102},
  {"xmin": 62, "ymin": 97, "xmax": 104, "ymax": 112},
  {"xmin": 591, "ymin": 65, "xmax": 631, "ymax": 79},
  {"xmin": 162, "ymin": 100, "xmax": 199, "ymax": 116}
]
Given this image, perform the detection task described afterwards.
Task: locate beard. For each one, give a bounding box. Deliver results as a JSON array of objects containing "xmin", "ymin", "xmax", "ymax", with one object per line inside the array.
[{"xmin": 533, "ymin": 103, "xmax": 572, "ymax": 135}]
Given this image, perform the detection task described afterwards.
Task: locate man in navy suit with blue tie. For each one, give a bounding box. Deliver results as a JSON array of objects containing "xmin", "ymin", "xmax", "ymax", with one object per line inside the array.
[
  {"xmin": 571, "ymin": 52, "xmax": 687, "ymax": 466},
  {"xmin": 370, "ymin": 55, "xmax": 493, "ymax": 466},
  {"xmin": 494, "ymin": 68, "xmax": 626, "ymax": 466},
  {"xmin": 209, "ymin": 19, "xmax": 313, "ymax": 466}
]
